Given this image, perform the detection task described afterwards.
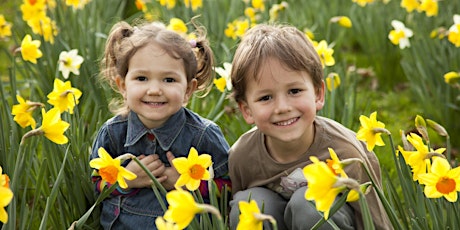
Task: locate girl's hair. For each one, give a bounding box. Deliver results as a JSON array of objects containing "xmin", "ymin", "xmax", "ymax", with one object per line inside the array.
[
  {"xmin": 100, "ymin": 19, "xmax": 214, "ymax": 115},
  {"xmin": 230, "ymin": 23, "xmax": 323, "ymax": 103}
]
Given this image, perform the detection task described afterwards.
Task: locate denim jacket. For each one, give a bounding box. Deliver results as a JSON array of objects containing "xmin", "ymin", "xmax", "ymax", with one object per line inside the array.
[{"xmin": 90, "ymin": 107, "xmax": 230, "ymax": 229}]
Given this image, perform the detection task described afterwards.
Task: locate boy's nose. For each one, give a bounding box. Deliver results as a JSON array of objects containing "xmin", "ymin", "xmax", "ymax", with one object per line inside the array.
[{"xmin": 274, "ymin": 97, "xmax": 291, "ymax": 114}]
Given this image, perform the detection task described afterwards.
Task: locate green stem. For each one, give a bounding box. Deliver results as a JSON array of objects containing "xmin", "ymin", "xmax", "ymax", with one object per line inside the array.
[
  {"xmin": 131, "ymin": 157, "xmax": 168, "ymax": 210},
  {"xmin": 361, "ymin": 135, "xmax": 403, "ymax": 230},
  {"xmin": 73, "ymin": 183, "xmax": 117, "ymax": 229}
]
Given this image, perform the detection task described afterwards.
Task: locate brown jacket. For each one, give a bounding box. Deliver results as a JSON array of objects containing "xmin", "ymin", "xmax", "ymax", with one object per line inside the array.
[{"xmin": 229, "ymin": 116, "xmax": 392, "ymax": 230}]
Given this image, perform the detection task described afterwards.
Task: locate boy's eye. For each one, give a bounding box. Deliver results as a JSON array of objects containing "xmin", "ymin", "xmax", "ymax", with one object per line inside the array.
[
  {"xmin": 289, "ymin": 89, "xmax": 302, "ymax": 94},
  {"xmin": 164, "ymin": 77, "xmax": 176, "ymax": 83},
  {"xmin": 136, "ymin": 76, "xmax": 147, "ymax": 81},
  {"xmin": 258, "ymin": 95, "xmax": 272, "ymax": 102}
]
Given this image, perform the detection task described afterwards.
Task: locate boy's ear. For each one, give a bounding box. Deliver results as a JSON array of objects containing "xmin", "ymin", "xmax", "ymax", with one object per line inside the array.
[
  {"xmin": 238, "ymin": 101, "xmax": 255, "ymax": 125},
  {"xmin": 115, "ymin": 76, "xmax": 127, "ymax": 99},
  {"xmin": 183, "ymin": 79, "xmax": 197, "ymax": 104},
  {"xmin": 315, "ymin": 80, "xmax": 326, "ymax": 111}
]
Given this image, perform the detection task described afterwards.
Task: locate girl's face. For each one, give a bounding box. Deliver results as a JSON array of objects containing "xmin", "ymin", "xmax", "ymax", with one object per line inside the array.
[
  {"xmin": 117, "ymin": 42, "xmax": 196, "ymax": 129},
  {"xmin": 238, "ymin": 57, "xmax": 325, "ymax": 145}
]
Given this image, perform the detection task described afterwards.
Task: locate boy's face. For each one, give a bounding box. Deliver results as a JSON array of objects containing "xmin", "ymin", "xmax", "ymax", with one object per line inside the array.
[{"xmin": 238, "ymin": 57, "xmax": 325, "ymax": 144}]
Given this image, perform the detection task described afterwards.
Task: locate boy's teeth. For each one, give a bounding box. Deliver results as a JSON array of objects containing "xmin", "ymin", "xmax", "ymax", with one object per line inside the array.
[{"xmin": 277, "ymin": 118, "xmax": 297, "ymax": 126}]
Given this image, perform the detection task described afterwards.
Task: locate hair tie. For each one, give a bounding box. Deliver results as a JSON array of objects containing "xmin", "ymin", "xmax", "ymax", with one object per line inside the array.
[{"xmin": 189, "ymin": 39, "xmax": 197, "ymax": 48}]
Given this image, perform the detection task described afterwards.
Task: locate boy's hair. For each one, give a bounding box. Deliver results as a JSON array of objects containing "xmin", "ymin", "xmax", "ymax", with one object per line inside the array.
[
  {"xmin": 100, "ymin": 19, "xmax": 214, "ymax": 115},
  {"xmin": 230, "ymin": 24, "xmax": 323, "ymax": 103}
]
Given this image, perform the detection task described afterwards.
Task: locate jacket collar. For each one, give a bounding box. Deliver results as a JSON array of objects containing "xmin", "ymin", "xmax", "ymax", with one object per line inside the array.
[{"xmin": 125, "ymin": 108, "xmax": 186, "ymax": 150}]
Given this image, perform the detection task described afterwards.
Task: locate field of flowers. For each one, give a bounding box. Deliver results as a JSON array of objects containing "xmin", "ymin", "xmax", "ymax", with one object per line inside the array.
[{"xmin": 0, "ymin": 0, "xmax": 459, "ymax": 229}]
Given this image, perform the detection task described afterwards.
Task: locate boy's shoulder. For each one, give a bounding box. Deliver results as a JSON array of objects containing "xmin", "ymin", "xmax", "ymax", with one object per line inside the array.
[
  {"xmin": 315, "ymin": 115, "xmax": 357, "ymax": 137},
  {"xmin": 229, "ymin": 126, "xmax": 261, "ymax": 154}
]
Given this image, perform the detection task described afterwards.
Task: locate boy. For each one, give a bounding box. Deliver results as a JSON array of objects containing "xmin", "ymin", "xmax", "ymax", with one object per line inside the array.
[{"xmin": 228, "ymin": 24, "xmax": 391, "ymax": 230}]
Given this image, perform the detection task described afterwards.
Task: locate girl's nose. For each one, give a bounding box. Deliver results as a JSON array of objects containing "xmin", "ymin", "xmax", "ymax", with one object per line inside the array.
[{"xmin": 146, "ymin": 84, "xmax": 162, "ymax": 95}]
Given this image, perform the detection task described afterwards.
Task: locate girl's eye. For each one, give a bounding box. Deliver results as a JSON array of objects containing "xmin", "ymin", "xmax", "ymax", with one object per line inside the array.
[
  {"xmin": 289, "ymin": 89, "xmax": 302, "ymax": 94},
  {"xmin": 136, "ymin": 76, "xmax": 147, "ymax": 81},
  {"xmin": 258, "ymin": 95, "xmax": 271, "ymax": 102},
  {"xmin": 164, "ymin": 78, "xmax": 175, "ymax": 83}
]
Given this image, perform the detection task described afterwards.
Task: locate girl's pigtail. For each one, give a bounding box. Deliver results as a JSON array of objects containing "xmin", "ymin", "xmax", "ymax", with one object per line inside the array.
[
  {"xmin": 191, "ymin": 23, "xmax": 215, "ymax": 96},
  {"xmin": 100, "ymin": 21, "xmax": 134, "ymax": 90}
]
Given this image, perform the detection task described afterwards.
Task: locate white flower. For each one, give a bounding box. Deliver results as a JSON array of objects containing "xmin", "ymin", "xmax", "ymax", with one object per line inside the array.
[
  {"xmin": 58, "ymin": 49, "xmax": 84, "ymax": 79},
  {"xmin": 213, "ymin": 62, "xmax": 233, "ymax": 91},
  {"xmin": 448, "ymin": 14, "xmax": 460, "ymax": 32},
  {"xmin": 388, "ymin": 20, "xmax": 413, "ymax": 49}
]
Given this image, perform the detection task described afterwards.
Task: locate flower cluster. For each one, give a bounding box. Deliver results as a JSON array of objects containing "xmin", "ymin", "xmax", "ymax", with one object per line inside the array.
[
  {"xmin": 303, "ymin": 148, "xmax": 364, "ymax": 220},
  {"xmin": 12, "ymin": 78, "xmax": 82, "ymax": 145},
  {"xmin": 397, "ymin": 116, "xmax": 460, "ymax": 202}
]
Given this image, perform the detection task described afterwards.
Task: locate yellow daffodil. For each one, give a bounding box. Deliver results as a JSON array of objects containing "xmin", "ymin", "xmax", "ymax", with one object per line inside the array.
[
  {"xmin": 225, "ymin": 19, "xmax": 250, "ymax": 40},
  {"xmin": 0, "ymin": 165, "xmax": 12, "ymax": 224},
  {"xmin": 388, "ymin": 20, "xmax": 413, "ymax": 49},
  {"xmin": 167, "ymin": 18, "xmax": 187, "ymax": 35},
  {"xmin": 352, "ymin": 0, "xmax": 375, "ymax": 7},
  {"xmin": 89, "ymin": 147, "xmax": 137, "ymax": 189},
  {"xmin": 346, "ymin": 182, "xmax": 371, "ymax": 202},
  {"xmin": 213, "ymin": 77, "xmax": 226, "ymax": 93},
  {"xmin": 398, "ymin": 133, "xmax": 446, "ymax": 181},
  {"xmin": 155, "ymin": 216, "xmax": 180, "ymax": 230},
  {"xmin": 313, "ymin": 40, "xmax": 335, "ymax": 68},
  {"xmin": 448, "ymin": 15, "xmax": 460, "ymax": 47},
  {"xmin": 164, "ymin": 189, "xmax": 205, "ymax": 229},
  {"xmin": 135, "ymin": 0, "xmax": 147, "ymax": 11},
  {"xmin": 11, "ymin": 95, "xmax": 43, "ymax": 129},
  {"xmin": 173, "ymin": 147, "xmax": 211, "ymax": 191},
  {"xmin": 269, "ymin": 2, "xmax": 288, "ymax": 22},
  {"xmin": 326, "ymin": 148, "xmax": 347, "ymax": 178},
  {"xmin": 58, "ymin": 49, "xmax": 84, "ymax": 79},
  {"xmin": 213, "ymin": 62, "xmax": 232, "ymax": 92},
  {"xmin": 20, "ymin": 0, "xmax": 47, "ymax": 23},
  {"xmin": 0, "ymin": 15, "xmax": 12, "ymax": 38},
  {"xmin": 47, "ymin": 78, "xmax": 82, "ymax": 114},
  {"xmin": 38, "ymin": 108, "xmax": 70, "ymax": 144},
  {"xmin": 326, "ymin": 72, "xmax": 341, "ymax": 92},
  {"xmin": 28, "ymin": 16, "xmax": 58, "ymax": 44},
  {"xmin": 237, "ymin": 200, "xmax": 263, "ymax": 230},
  {"xmin": 418, "ymin": 157, "xmax": 460, "ymax": 202},
  {"xmin": 65, "ymin": 0, "xmax": 91, "ymax": 9},
  {"xmin": 418, "ymin": 0, "xmax": 438, "ymax": 17},
  {"xmin": 303, "ymin": 28, "xmax": 315, "ymax": 40},
  {"xmin": 303, "ymin": 156, "xmax": 344, "ymax": 219},
  {"xmin": 20, "ymin": 34, "xmax": 43, "ymax": 64},
  {"xmin": 184, "ymin": 0, "xmax": 202, "ymax": 11},
  {"xmin": 330, "ymin": 16, "xmax": 352, "ymax": 28},
  {"xmin": 244, "ymin": 7, "xmax": 257, "ymax": 23},
  {"xmin": 251, "ymin": 0, "xmax": 265, "ymax": 11},
  {"xmin": 401, "ymin": 0, "xmax": 420, "ymax": 13},
  {"xmin": 356, "ymin": 111, "xmax": 387, "ymax": 151},
  {"xmin": 444, "ymin": 71, "xmax": 460, "ymax": 85},
  {"xmin": 158, "ymin": 0, "xmax": 176, "ymax": 10},
  {"xmin": 0, "ymin": 185, "xmax": 13, "ymax": 224},
  {"xmin": 0, "ymin": 166, "xmax": 9, "ymax": 189}
]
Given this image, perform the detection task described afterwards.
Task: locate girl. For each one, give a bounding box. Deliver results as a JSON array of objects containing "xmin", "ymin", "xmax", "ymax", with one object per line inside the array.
[{"xmin": 91, "ymin": 20, "xmax": 230, "ymax": 229}]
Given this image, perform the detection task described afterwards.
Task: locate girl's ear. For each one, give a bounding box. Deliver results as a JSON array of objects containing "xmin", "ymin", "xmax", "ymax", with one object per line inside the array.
[
  {"xmin": 315, "ymin": 80, "xmax": 326, "ymax": 111},
  {"xmin": 238, "ymin": 100, "xmax": 255, "ymax": 125},
  {"xmin": 115, "ymin": 76, "xmax": 127, "ymax": 99},
  {"xmin": 183, "ymin": 78, "xmax": 197, "ymax": 104}
]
